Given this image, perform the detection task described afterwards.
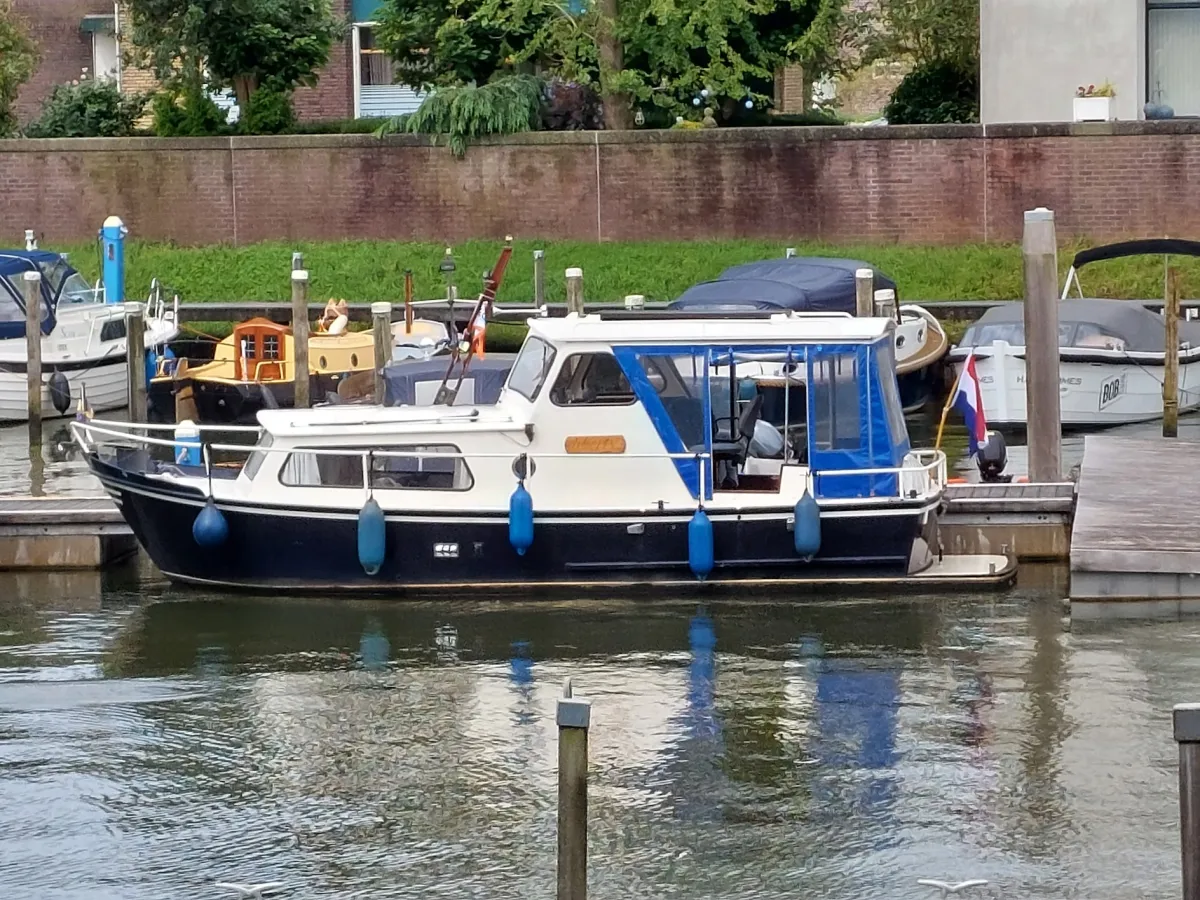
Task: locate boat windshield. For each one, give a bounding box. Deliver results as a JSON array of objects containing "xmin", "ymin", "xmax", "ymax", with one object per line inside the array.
[
  {"xmin": 39, "ymin": 258, "xmax": 100, "ymax": 305},
  {"xmin": 506, "ymin": 336, "xmax": 556, "ymax": 401}
]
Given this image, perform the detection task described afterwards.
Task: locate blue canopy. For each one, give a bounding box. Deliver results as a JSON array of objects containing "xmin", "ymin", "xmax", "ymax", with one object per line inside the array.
[
  {"xmin": 382, "ymin": 353, "xmax": 516, "ymax": 406},
  {"xmin": 0, "ymin": 250, "xmax": 68, "ymax": 339},
  {"xmin": 669, "ymin": 257, "xmax": 898, "ymax": 315}
]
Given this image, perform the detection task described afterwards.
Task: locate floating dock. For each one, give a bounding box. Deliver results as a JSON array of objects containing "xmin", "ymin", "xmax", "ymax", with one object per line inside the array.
[
  {"xmin": 1071, "ymin": 434, "xmax": 1200, "ymax": 619},
  {"xmin": 940, "ymin": 481, "xmax": 1074, "ymax": 560},
  {"xmin": 0, "ymin": 496, "xmax": 136, "ymax": 570}
]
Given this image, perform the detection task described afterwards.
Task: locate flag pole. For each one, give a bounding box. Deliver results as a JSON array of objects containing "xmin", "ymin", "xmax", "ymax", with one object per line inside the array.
[{"xmin": 934, "ymin": 352, "xmax": 970, "ymax": 450}]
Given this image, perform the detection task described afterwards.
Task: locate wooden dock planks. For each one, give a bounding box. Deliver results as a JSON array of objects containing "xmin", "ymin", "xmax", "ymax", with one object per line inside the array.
[
  {"xmin": 0, "ymin": 495, "xmax": 134, "ymax": 570},
  {"xmin": 1071, "ymin": 434, "xmax": 1200, "ymax": 611}
]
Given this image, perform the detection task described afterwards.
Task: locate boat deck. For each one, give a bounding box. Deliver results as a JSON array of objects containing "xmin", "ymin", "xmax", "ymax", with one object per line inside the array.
[{"xmin": 1071, "ymin": 434, "xmax": 1200, "ymax": 618}]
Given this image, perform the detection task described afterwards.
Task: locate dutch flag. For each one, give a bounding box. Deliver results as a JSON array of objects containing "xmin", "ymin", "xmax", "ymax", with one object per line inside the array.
[{"xmin": 952, "ymin": 350, "xmax": 989, "ymax": 455}]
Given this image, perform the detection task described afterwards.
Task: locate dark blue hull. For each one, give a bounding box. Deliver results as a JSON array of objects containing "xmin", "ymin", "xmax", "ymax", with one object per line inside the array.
[{"xmin": 90, "ymin": 456, "xmax": 940, "ymax": 594}]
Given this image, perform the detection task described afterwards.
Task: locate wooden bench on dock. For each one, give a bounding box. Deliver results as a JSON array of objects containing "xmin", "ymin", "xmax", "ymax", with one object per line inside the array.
[
  {"xmin": 1071, "ymin": 434, "xmax": 1200, "ymax": 619},
  {"xmin": 0, "ymin": 496, "xmax": 135, "ymax": 570}
]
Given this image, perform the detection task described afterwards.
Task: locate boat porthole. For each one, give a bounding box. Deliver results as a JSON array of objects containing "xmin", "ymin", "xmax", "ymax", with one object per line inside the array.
[
  {"xmin": 318, "ymin": 356, "xmax": 327, "ymax": 369},
  {"xmin": 351, "ymin": 354, "xmax": 358, "ymax": 367},
  {"xmin": 918, "ymin": 328, "xmax": 925, "ymax": 341},
  {"xmin": 896, "ymin": 335, "xmax": 906, "ymax": 348}
]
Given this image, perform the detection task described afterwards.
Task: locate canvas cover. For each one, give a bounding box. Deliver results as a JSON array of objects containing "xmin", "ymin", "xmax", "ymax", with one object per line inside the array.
[
  {"xmin": 960, "ymin": 299, "xmax": 1200, "ymax": 354},
  {"xmin": 382, "ymin": 353, "xmax": 516, "ymax": 407},
  {"xmin": 669, "ymin": 257, "xmax": 898, "ymax": 315},
  {"xmin": 0, "ymin": 250, "xmax": 67, "ymax": 339}
]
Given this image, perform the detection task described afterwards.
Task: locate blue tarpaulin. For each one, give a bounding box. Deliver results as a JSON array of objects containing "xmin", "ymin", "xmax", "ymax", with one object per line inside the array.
[
  {"xmin": 0, "ymin": 250, "xmax": 64, "ymax": 339},
  {"xmin": 669, "ymin": 257, "xmax": 897, "ymax": 314}
]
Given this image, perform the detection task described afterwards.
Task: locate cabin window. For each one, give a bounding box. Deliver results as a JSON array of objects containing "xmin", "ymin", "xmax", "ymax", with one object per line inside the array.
[
  {"xmin": 640, "ymin": 352, "xmax": 709, "ymax": 449},
  {"xmin": 239, "ymin": 335, "xmax": 257, "ymax": 359},
  {"xmin": 550, "ymin": 353, "xmax": 635, "ymax": 406},
  {"xmin": 507, "ymin": 336, "xmax": 556, "ymax": 401},
  {"xmin": 100, "ymin": 319, "xmax": 126, "ymax": 342},
  {"xmin": 875, "ymin": 344, "xmax": 909, "ymax": 447},
  {"xmin": 811, "ymin": 353, "xmax": 861, "ymax": 451},
  {"xmin": 242, "ymin": 434, "xmax": 274, "ymax": 481},
  {"xmin": 279, "ymin": 445, "xmax": 473, "ymax": 491},
  {"xmin": 263, "ymin": 334, "xmax": 281, "ymax": 360}
]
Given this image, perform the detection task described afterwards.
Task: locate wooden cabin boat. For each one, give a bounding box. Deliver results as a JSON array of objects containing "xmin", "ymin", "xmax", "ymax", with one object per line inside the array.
[
  {"xmin": 669, "ymin": 257, "xmax": 950, "ymax": 411},
  {"xmin": 0, "ymin": 251, "xmax": 178, "ymax": 422},
  {"xmin": 949, "ymin": 239, "xmax": 1200, "ymax": 428},
  {"xmin": 148, "ymin": 317, "xmax": 382, "ymax": 424},
  {"xmin": 73, "ymin": 309, "xmax": 949, "ymax": 593}
]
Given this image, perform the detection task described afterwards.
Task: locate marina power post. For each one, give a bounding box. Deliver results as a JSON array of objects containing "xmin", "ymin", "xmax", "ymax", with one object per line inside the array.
[{"xmin": 100, "ymin": 216, "xmax": 127, "ymax": 304}]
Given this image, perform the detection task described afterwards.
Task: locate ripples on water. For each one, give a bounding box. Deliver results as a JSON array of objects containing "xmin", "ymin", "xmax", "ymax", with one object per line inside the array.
[{"xmin": 0, "ymin": 565, "xmax": 1192, "ymax": 900}]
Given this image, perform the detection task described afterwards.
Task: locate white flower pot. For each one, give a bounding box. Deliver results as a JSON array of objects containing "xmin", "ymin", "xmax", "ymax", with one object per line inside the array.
[{"xmin": 1073, "ymin": 96, "xmax": 1114, "ymax": 122}]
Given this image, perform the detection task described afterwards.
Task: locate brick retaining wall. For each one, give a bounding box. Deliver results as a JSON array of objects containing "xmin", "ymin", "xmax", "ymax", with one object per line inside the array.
[{"xmin": 1, "ymin": 121, "xmax": 1196, "ymax": 246}]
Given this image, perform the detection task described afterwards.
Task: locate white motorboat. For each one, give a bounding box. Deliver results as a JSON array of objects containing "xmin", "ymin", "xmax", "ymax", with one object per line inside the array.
[
  {"xmin": 0, "ymin": 250, "xmax": 179, "ymax": 423},
  {"xmin": 949, "ymin": 240, "xmax": 1200, "ymax": 428},
  {"xmin": 72, "ymin": 309, "xmax": 952, "ymax": 592}
]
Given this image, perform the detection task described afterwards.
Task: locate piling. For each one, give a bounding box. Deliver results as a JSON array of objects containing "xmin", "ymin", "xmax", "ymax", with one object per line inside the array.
[
  {"xmin": 557, "ymin": 678, "xmax": 590, "ymax": 900},
  {"xmin": 22, "ymin": 271, "xmax": 43, "ymax": 438},
  {"xmin": 1021, "ymin": 207, "xmax": 1062, "ymax": 483},
  {"xmin": 1165, "ymin": 267, "xmax": 1182, "ymax": 438},
  {"xmin": 565, "ymin": 268, "xmax": 585, "ymax": 316},
  {"xmin": 1176, "ymin": 703, "xmax": 1200, "ymax": 900},
  {"xmin": 534, "ymin": 250, "xmax": 546, "ymax": 308},
  {"xmin": 855, "ymin": 268, "xmax": 874, "ymax": 318},
  {"xmin": 372, "ymin": 301, "xmax": 392, "ymax": 404},
  {"xmin": 124, "ymin": 301, "xmax": 147, "ymax": 423},
  {"xmin": 291, "ymin": 269, "xmax": 311, "ymax": 409}
]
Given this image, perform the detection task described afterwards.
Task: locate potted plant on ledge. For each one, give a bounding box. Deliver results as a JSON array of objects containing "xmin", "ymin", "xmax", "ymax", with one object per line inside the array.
[{"xmin": 1074, "ymin": 82, "xmax": 1116, "ymax": 122}]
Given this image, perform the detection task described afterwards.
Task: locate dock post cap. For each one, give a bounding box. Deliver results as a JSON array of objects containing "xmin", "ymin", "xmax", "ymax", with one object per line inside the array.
[
  {"xmin": 1024, "ymin": 208, "xmax": 1055, "ymax": 223},
  {"xmin": 124, "ymin": 300, "xmax": 144, "ymax": 314},
  {"xmin": 291, "ymin": 269, "xmax": 309, "ymax": 282},
  {"xmin": 370, "ymin": 301, "xmax": 392, "ymax": 315},
  {"xmin": 22, "ymin": 270, "xmax": 41, "ymax": 282},
  {"xmin": 533, "ymin": 249, "xmax": 545, "ymax": 259},
  {"xmin": 785, "ymin": 247, "xmax": 797, "ymax": 258},
  {"xmin": 557, "ymin": 678, "xmax": 591, "ymax": 729},
  {"xmin": 565, "ymin": 267, "xmax": 583, "ymax": 278},
  {"xmin": 1174, "ymin": 703, "xmax": 1200, "ymax": 742},
  {"xmin": 102, "ymin": 215, "xmax": 125, "ymax": 228},
  {"xmin": 855, "ymin": 267, "xmax": 873, "ymax": 277},
  {"xmin": 875, "ymin": 288, "xmax": 896, "ymax": 300}
]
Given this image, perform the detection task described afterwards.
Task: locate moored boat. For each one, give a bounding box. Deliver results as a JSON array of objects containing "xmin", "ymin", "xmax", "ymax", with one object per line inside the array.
[
  {"xmin": 73, "ymin": 309, "xmax": 950, "ymax": 594},
  {"xmin": 949, "ymin": 239, "xmax": 1200, "ymax": 428},
  {"xmin": 0, "ymin": 250, "xmax": 178, "ymax": 423}
]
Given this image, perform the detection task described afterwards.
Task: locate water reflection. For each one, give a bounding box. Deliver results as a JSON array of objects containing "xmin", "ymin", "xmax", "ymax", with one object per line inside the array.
[{"xmin": 0, "ymin": 577, "xmax": 1190, "ymax": 900}]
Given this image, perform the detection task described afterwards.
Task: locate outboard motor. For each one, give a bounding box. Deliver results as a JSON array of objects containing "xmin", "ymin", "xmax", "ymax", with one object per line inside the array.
[{"xmin": 976, "ymin": 430, "xmax": 1011, "ymax": 483}]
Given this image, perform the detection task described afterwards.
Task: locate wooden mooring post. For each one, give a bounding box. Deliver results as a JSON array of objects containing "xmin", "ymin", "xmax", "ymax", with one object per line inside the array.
[
  {"xmin": 1176, "ymin": 703, "xmax": 1200, "ymax": 900},
  {"xmin": 1021, "ymin": 208, "xmax": 1062, "ymax": 483},
  {"xmin": 534, "ymin": 250, "xmax": 546, "ymax": 308},
  {"xmin": 372, "ymin": 301, "xmax": 392, "ymax": 404},
  {"xmin": 565, "ymin": 268, "xmax": 585, "ymax": 316},
  {"xmin": 291, "ymin": 268, "xmax": 311, "ymax": 409},
  {"xmin": 557, "ymin": 678, "xmax": 590, "ymax": 900},
  {"xmin": 1165, "ymin": 267, "xmax": 1182, "ymax": 438},
  {"xmin": 22, "ymin": 270, "xmax": 43, "ymax": 441},
  {"xmin": 855, "ymin": 268, "xmax": 874, "ymax": 318},
  {"xmin": 124, "ymin": 301, "xmax": 147, "ymax": 424}
]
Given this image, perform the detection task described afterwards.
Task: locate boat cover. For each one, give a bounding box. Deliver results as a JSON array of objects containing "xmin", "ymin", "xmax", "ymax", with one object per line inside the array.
[
  {"xmin": 668, "ymin": 257, "xmax": 898, "ymax": 315},
  {"xmin": 1070, "ymin": 239, "xmax": 1200, "ymax": 271},
  {"xmin": 0, "ymin": 250, "xmax": 67, "ymax": 339},
  {"xmin": 382, "ymin": 353, "xmax": 516, "ymax": 406},
  {"xmin": 959, "ymin": 298, "xmax": 1200, "ymax": 353}
]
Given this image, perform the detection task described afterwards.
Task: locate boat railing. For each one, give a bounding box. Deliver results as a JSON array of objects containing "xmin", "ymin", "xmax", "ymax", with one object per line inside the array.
[{"xmin": 811, "ymin": 449, "xmax": 947, "ymax": 500}]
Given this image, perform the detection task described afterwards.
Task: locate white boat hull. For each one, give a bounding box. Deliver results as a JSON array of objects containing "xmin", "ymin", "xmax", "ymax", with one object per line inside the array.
[
  {"xmin": 952, "ymin": 344, "xmax": 1200, "ymax": 427},
  {"xmin": 0, "ymin": 359, "xmax": 130, "ymax": 422}
]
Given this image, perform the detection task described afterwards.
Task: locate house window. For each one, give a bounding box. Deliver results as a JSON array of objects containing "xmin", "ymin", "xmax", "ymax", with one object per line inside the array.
[
  {"xmin": 359, "ymin": 27, "xmax": 394, "ymax": 87},
  {"xmin": 1148, "ymin": 2, "xmax": 1200, "ymax": 116}
]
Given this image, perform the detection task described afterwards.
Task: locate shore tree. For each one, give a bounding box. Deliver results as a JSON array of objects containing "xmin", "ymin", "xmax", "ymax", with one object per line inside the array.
[
  {"xmin": 0, "ymin": 0, "xmax": 38, "ymax": 136},
  {"xmin": 124, "ymin": 0, "xmax": 345, "ymax": 108},
  {"xmin": 375, "ymin": 0, "xmax": 845, "ymax": 128}
]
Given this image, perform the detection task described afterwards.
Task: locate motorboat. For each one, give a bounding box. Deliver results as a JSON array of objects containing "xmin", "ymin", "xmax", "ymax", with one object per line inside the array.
[
  {"xmin": 668, "ymin": 257, "xmax": 950, "ymax": 411},
  {"xmin": 949, "ymin": 239, "xmax": 1200, "ymax": 428},
  {"xmin": 0, "ymin": 250, "xmax": 178, "ymax": 423},
  {"xmin": 71, "ymin": 309, "xmax": 950, "ymax": 593}
]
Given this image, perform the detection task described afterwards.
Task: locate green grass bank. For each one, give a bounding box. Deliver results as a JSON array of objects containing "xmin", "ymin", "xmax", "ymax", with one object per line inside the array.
[{"xmin": 43, "ymin": 238, "xmax": 1200, "ymax": 305}]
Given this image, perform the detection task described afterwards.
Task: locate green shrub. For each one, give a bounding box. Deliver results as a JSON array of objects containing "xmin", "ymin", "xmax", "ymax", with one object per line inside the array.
[
  {"xmin": 240, "ymin": 86, "xmax": 296, "ymax": 135},
  {"xmin": 25, "ymin": 78, "xmax": 147, "ymax": 138},
  {"xmin": 289, "ymin": 117, "xmax": 395, "ymax": 134},
  {"xmin": 884, "ymin": 59, "xmax": 978, "ymax": 125},
  {"xmin": 151, "ymin": 87, "xmax": 228, "ymax": 137},
  {"xmin": 383, "ymin": 75, "xmax": 543, "ymax": 157}
]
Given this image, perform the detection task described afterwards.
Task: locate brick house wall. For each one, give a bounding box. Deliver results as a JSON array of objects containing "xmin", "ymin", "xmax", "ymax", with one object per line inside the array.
[
  {"xmin": 1, "ymin": 123, "xmax": 1197, "ymax": 248},
  {"xmin": 11, "ymin": 0, "xmax": 111, "ymax": 124},
  {"xmin": 293, "ymin": 0, "xmax": 355, "ymax": 121}
]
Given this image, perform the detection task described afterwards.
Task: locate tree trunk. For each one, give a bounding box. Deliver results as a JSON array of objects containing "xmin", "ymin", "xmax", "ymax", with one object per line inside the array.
[
  {"xmin": 232, "ymin": 74, "xmax": 258, "ymax": 109},
  {"xmin": 596, "ymin": 0, "xmax": 632, "ymax": 130}
]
